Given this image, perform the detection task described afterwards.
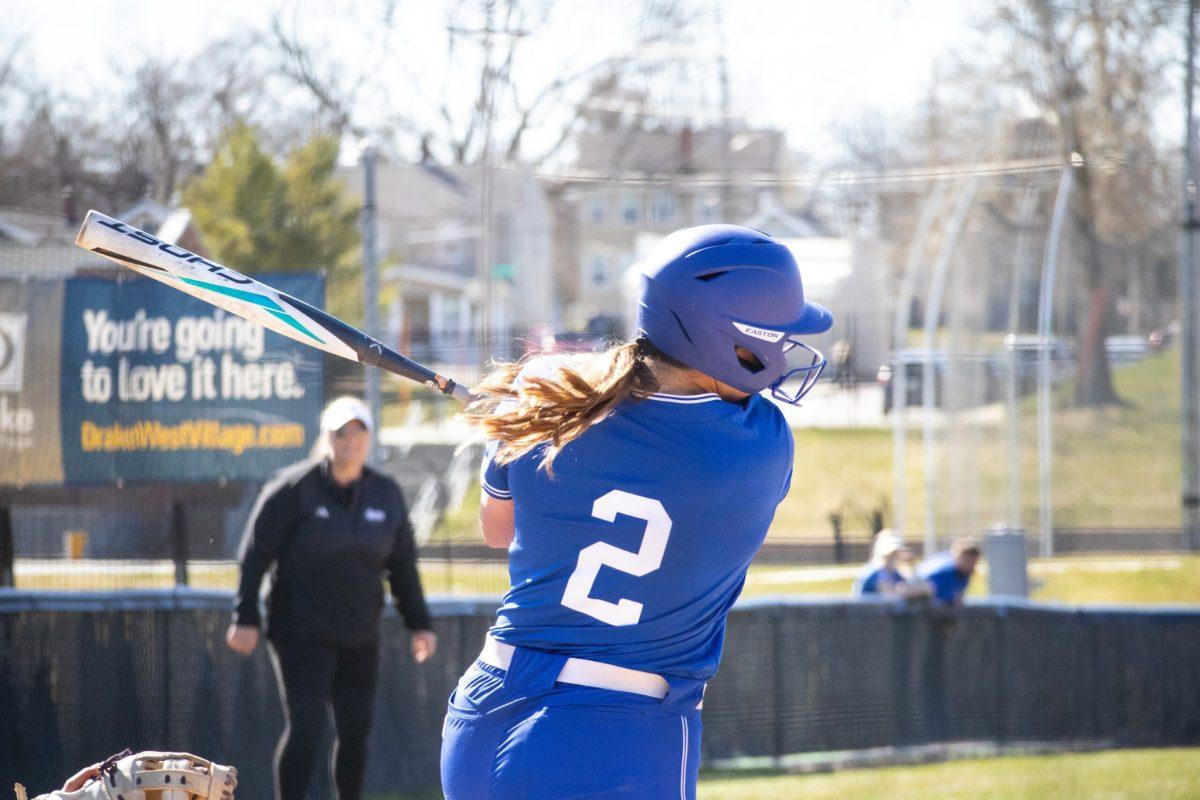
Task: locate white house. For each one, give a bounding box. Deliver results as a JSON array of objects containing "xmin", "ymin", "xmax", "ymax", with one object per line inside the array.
[
  {"xmin": 620, "ymin": 196, "xmax": 889, "ymax": 380},
  {"xmin": 337, "ymin": 160, "xmax": 554, "ymax": 368},
  {"xmin": 549, "ymin": 117, "xmax": 798, "ymax": 333}
]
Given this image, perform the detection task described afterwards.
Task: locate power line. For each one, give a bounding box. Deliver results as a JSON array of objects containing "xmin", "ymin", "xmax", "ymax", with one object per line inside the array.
[{"xmin": 535, "ymin": 155, "xmax": 1115, "ymax": 190}]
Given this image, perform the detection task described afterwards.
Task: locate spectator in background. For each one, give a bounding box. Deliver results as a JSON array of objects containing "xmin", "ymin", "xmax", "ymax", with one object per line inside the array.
[
  {"xmin": 854, "ymin": 529, "xmax": 926, "ymax": 599},
  {"xmin": 917, "ymin": 538, "xmax": 982, "ymax": 607},
  {"xmin": 831, "ymin": 338, "xmax": 855, "ymax": 389},
  {"xmin": 225, "ymin": 396, "xmax": 437, "ymax": 800}
]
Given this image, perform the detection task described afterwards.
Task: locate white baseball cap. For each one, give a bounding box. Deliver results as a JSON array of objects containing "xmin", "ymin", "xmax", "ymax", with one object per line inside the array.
[
  {"xmin": 320, "ymin": 396, "xmax": 374, "ymax": 433},
  {"xmin": 871, "ymin": 529, "xmax": 905, "ymax": 560}
]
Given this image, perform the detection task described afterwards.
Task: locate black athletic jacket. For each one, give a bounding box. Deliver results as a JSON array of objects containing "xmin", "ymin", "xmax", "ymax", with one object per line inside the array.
[{"xmin": 233, "ymin": 458, "xmax": 433, "ymax": 647}]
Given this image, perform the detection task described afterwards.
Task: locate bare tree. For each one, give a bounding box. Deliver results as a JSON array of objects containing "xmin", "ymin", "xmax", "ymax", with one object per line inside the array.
[
  {"xmin": 269, "ymin": 15, "xmax": 365, "ymax": 137},
  {"xmin": 0, "ymin": 18, "xmax": 354, "ymax": 221},
  {"xmin": 990, "ymin": 0, "xmax": 1178, "ymax": 405},
  {"xmin": 0, "ymin": 34, "xmax": 24, "ymax": 129},
  {"xmin": 821, "ymin": 111, "xmax": 900, "ymax": 237},
  {"xmin": 108, "ymin": 59, "xmax": 200, "ymax": 204},
  {"xmin": 0, "ymin": 36, "xmax": 68, "ymax": 212},
  {"xmin": 111, "ymin": 33, "xmax": 332, "ymax": 204},
  {"xmin": 266, "ymin": 0, "xmax": 696, "ymax": 166},
  {"xmin": 0, "ymin": 76, "xmax": 111, "ymax": 216}
]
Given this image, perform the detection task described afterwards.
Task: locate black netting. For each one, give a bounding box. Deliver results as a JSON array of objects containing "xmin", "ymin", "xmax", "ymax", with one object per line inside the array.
[{"xmin": 3, "ymin": 595, "xmax": 1199, "ymax": 798}]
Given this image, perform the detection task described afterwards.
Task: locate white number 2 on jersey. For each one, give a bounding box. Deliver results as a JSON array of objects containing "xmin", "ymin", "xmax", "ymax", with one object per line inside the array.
[{"xmin": 561, "ymin": 489, "xmax": 672, "ymax": 626}]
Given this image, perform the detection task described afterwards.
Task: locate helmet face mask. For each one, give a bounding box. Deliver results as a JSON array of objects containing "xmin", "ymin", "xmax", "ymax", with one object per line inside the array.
[
  {"xmin": 770, "ymin": 339, "xmax": 827, "ymax": 404},
  {"xmin": 636, "ymin": 224, "xmax": 833, "ymax": 405}
]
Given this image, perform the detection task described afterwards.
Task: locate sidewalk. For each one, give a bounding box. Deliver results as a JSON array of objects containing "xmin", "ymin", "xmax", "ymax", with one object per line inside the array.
[{"xmin": 771, "ymin": 383, "xmax": 886, "ymax": 428}]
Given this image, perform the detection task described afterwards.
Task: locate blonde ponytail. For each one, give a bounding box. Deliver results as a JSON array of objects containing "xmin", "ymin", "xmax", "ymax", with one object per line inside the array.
[{"xmin": 462, "ymin": 340, "xmax": 661, "ymax": 473}]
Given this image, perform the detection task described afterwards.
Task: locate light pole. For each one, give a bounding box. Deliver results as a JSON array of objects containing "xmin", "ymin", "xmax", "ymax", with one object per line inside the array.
[
  {"xmin": 361, "ymin": 141, "xmax": 381, "ymax": 462},
  {"xmin": 1182, "ymin": 0, "xmax": 1199, "ymax": 550},
  {"xmin": 449, "ymin": 2, "xmax": 526, "ymax": 368}
]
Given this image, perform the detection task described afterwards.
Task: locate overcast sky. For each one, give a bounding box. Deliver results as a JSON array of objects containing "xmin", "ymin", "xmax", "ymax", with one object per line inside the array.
[{"xmin": 11, "ymin": 1, "xmax": 987, "ymax": 160}]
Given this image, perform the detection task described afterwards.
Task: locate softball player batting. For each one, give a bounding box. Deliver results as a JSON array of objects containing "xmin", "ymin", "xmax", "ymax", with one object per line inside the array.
[{"xmin": 440, "ymin": 225, "xmax": 833, "ymax": 799}]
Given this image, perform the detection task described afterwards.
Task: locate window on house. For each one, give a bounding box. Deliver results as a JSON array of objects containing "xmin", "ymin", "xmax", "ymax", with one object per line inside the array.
[
  {"xmin": 622, "ymin": 192, "xmax": 643, "ymax": 224},
  {"xmin": 587, "ymin": 193, "xmax": 608, "ymax": 223},
  {"xmin": 495, "ymin": 211, "xmax": 513, "ymax": 265},
  {"xmin": 591, "ymin": 255, "xmax": 607, "ymax": 287},
  {"xmin": 652, "ymin": 190, "xmax": 677, "ymax": 223}
]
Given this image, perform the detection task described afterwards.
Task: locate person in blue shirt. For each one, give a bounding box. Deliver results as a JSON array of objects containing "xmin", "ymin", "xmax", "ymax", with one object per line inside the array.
[
  {"xmin": 439, "ymin": 225, "xmax": 833, "ymax": 800},
  {"xmin": 917, "ymin": 538, "xmax": 982, "ymax": 606},
  {"xmin": 854, "ymin": 528, "xmax": 916, "ymax": 598}
]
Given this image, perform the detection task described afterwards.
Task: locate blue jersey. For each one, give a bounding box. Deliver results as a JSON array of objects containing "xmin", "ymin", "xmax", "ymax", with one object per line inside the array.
[
  {"xmin": 918, "ymin": 552, "xmax": 971, "ymax": 605},
  {"xmin": 853, "ymin": 564, "xmax": 905, "ymax": 596},
  {"xmin": 481, "ymin": 391, "xmax": 793, "ymax": 681}
]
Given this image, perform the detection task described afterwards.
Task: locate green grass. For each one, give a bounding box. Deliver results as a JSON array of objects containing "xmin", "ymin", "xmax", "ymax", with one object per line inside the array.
[
  {"xmin": 773, "ymin": 426, "xmax": 921, "ymax": 539},
  {"xmin": 417, "ymin": 560, "xmax": 508, "ymax": 595},
  {"xmin": 18, "ymin": 554, "xmax": 1200, "ymax": 606},
  {"xmin": 741, "ymin": 576, "xmax": 855, "ymax": 598},
  {"xmin": 779, "ymin": 350, "xmax": 1183, "ymax": 539},
  {"xmin": 373, "ymin": 349, "xmax": 1191, "ymax": 546},
  {"xmin": 740, "ymin": 555, "xmax": 1200, "ymax": 605},
  {"xmin": 1029, "ymin": 555, "xmax": 1200, "ymax": 605},
  {"xmin": 370, "ymin": 747, "xmax": 1200, "ymax": 800},
  {"xmin": 695, "ymin": 748, "xmax": 1200, "ymax": 800},
  {"xmin": 427, "ymin": 350, "xmax": 1183, "ymax": 543},
  {"xmin": 430, "ymin": 482, "xmax": 489, "ymax": 543},
  {"xmin": 1036, "ymin": 351, "xmax": 1180, "ymax": 528},
  {"xmin": 965, "ymin": 350, "xmax": 1181, "ymax": 532},
  {"xmin": 10, "ymin": 559, "xmax": 512, "ymax": 595}
]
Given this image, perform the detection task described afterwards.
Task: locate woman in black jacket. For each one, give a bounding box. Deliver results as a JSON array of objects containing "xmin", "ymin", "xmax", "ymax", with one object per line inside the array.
[{"xmin": 225, "ymin": 396, "xmax": 437, "ymax": 800}]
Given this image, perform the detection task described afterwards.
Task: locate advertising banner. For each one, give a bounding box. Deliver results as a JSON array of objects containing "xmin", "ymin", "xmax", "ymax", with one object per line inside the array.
[
  {"xmin": 0, "ymin": 280, "xmax": 65, "ymax": 486},
  {"xmin": 57, "ymin": 273, "xmax": 325, "ymax": 485}
]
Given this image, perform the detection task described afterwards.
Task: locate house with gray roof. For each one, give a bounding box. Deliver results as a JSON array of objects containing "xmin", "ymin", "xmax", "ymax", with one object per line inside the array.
[
  {"xmin": 548, "ymin": 120, "xmax": 800, "ymax": 332},
  {"xmin": 0, "ymin": 200, "xmax": 210, "ymax": 278},
  {"xmin": 336, "ymin": 159, "xmax": 554, "ymax": 370}
]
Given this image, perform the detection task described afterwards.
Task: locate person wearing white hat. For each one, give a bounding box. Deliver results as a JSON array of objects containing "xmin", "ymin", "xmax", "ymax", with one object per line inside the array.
[
  {"xmin": 225, "ymin": 395, "xmax": 437, "ymax": 800},
  {"xmin": 853, "ymin": 528, "xmax": 921, "ymax": 598}
]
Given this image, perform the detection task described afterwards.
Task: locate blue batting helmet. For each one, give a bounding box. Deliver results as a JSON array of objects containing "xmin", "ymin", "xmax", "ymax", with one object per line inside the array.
[{"xmin": 637, "ymin": 224, "xmax": 833, "ymax": 404}]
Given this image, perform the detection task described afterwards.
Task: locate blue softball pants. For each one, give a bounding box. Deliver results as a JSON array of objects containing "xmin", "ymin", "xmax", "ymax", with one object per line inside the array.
[{"xmin": 440, "ymin": 645, "xmax": 704, "ymax": 799}]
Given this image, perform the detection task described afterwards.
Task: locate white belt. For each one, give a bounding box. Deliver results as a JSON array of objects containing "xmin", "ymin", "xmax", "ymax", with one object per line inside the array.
[{"xmin": 478, "ymin": 636, "xmax": 671, "ymax": 700}]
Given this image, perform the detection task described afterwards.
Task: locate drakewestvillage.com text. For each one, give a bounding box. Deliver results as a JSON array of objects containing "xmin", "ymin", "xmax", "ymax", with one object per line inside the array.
[{"xmin": 80, "ymin": 419, "xmax": 305, "ymax": 455}]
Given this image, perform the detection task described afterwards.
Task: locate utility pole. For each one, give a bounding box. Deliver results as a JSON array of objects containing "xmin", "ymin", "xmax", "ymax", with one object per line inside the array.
[
  {"xmin": 1182, "ymin": 0, "xmax": 1199, "ymax": 550},
  {"xmin": 449, "ymin": 2, "xmax": 527, "ymax": 368},
  {"xmin": 361, "ymin": 141, "xmax": 382, "ymax": 463},
  {"xmin": 714, "ymin": 0, "xmax": 733, "ymax": 219},
  {"xmin": 480, "ymin": 2, "xmax": 496, "ymax": 367}
]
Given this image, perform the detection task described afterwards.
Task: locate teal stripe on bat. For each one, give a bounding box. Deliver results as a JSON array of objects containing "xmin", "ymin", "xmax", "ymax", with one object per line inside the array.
[
  {"xmin": 179, "ymin": 277, "xmax": 325, "ymax": 343},
  {"xmin": 180, "ymin": 277, "xmax": 284, "ymax": 310},
  {"xmin": 268, "ymin": 309, "xmax": 325, "ymax": 343}
]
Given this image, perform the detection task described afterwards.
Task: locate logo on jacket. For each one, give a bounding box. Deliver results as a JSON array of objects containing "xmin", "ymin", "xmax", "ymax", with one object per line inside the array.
[
  {"xmin": 364, "ymin": 507, "xmax": 386, "ymax": 523},
  {"xmin": 315, "ymin": 505, "xmax": 330, "ymax": 518}
]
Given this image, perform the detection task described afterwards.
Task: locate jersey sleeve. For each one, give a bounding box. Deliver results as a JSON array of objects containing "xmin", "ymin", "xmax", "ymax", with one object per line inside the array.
[
  {"xmin": 233, "ymin": 472, "xmax": 302, "ymax": 626},
  {"xmin": 779, "ymin": 466, "xmax": 793, "ymax": 504},
  {"xmin": 857, "ymin": 568, "xmax": 880, "ymax": 595},
  {"xmin": 476, "ymin": 357, "xmax": 570, "ymax": 503},
  {"xmin": 480, "ymin": 390, "xmax": 528, "ymax": 502},
  {"xmin": 480, "ymin": 438, "xmax": 512, "ymax": 500},
  {"xmin": 777, "ymin": 416, "xmax": 795, "ymax": 504}
]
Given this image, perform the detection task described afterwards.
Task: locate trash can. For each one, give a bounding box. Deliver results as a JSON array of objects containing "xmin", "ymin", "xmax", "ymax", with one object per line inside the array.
[{"xmin": 984, "ymin": 526, "xmax": 1028, "ymax": 598}]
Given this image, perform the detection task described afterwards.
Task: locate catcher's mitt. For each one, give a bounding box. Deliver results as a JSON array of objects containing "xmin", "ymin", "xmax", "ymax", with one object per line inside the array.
[{"xmin": 14, "ymin": 750, "xmax": 236, "ymax": 800}]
